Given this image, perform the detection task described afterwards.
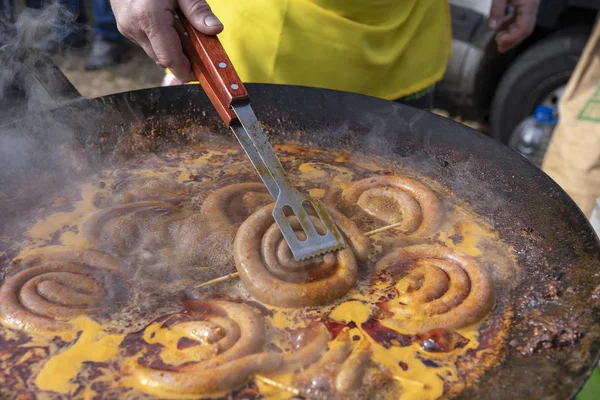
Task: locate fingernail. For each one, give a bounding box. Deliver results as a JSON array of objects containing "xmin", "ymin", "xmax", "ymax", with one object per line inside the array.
[
  {"xmin": 204, "ymin": 16, "xmax": 222, "ymax": 27},
  {"xmin": 489, "ymin": 19, "xmax": 498, "ymax": 30}
]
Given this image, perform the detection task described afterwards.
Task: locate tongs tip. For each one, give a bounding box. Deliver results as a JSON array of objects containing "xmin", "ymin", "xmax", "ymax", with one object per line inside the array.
[{"xmin": 295, "ymin": 241, "xmax": 346, "ymax": 261}]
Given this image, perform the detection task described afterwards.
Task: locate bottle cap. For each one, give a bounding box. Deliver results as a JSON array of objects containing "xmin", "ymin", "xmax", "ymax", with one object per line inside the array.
[{"xmin": 534, "ymin": 105, "xmax": 559, "ymax": 124}]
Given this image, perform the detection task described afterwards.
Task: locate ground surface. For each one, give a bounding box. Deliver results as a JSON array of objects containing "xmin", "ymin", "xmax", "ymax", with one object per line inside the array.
[{"xmin": 53, "ymin": 44, "xmax": 164, "ymax": 98}]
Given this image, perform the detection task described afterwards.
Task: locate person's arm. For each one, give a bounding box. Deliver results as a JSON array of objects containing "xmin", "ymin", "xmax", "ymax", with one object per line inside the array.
[
  {"xmin": 488, "ymin": 0, "xmax": 540, "ymax": 53},
  {"xmin": 109, "ymin": 0, "xmax": 223, "ymax": 82}
]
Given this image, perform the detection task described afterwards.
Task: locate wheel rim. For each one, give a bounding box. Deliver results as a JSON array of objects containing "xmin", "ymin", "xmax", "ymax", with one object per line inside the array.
[{"xmin": 539, "ymin": 85, "xmax": 565, "ymax": 108}]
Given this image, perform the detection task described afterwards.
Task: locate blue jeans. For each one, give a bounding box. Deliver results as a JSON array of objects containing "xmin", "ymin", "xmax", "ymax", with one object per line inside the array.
[
  {"xmin": 24, "ymin": 0, "xmax": 121, "ymax": 41},
  {"xmin": 91, "ymin": 0, "xmax": 121, "ymax": 40}
]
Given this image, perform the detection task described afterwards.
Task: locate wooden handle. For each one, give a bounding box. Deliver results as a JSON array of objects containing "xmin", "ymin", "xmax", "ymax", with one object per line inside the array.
[{"xmin": 174, "ymin": 11, "xmax": 249, "ymax": 126}]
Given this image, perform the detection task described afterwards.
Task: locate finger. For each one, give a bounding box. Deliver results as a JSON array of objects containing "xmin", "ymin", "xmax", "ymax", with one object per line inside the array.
[
  {"xmin": 115, "ymin": 14, "xmax": 160, "ymax": 65},
  {"xmin": 496, "ymin": 1, "xmax": 538, "ymax": 52},
  {"xmin": 125, "ymin": 31, "xmax": 163, "ymax": 67},
  {"xmin": 133, "ymin": 34, "xmax": 160, "ymax": 64},
  {"xmin": 178, "ymin": 0, "xmax": 223, "ymax": 35},
  {"xmin": 493, "ymin": 13, "xmax": 515, "ymax": 51},
  {"xmin": 496, "ymin": 13, "xmax": 515, "ymax": 32},
  {"xmin": 495, "ymin": 31, "xmax": 511, "ymax": 53},
  {"xmin": 488, "ymin": 0, "xmax": 507, "ymax": 30},
  {"xmin": 116, "ymin": 22, "xmax": 143, "ymax": 47},
  {"xmin": 144, "ymin": 12, "xmax": 195, "ymax": 82}
]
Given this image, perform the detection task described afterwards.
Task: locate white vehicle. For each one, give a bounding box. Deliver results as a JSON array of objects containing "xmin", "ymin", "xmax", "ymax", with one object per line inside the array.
[{"xmin": 437, "ymin": 0, "xmax": 599, "ymax": 163}]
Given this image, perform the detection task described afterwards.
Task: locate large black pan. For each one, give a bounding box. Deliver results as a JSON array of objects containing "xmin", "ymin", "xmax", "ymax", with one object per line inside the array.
[{"xmin": 1, "ymin": 69, "xmax": 599, "ymax": 399}]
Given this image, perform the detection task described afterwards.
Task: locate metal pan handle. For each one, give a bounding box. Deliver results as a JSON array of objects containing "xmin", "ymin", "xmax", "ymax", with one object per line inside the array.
[{"xmin": 174, "ymin": 11, "xmax": 249, "ymax": 126}]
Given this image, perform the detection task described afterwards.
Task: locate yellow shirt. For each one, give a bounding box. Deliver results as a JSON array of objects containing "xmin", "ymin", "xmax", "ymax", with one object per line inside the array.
[{"xmin": 177, "ymin": 0, "xmax": 451, "ymax": 100}]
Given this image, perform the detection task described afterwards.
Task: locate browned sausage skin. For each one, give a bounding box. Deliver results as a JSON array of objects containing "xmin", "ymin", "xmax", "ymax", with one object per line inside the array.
[
  {"xmin": 200, "ymin": 183, "xmax": 272, "ymax": 229},
  {"xmin": 0, "ymin": 251, "xmax": 121, "ymax": 332},
  {"xmin": 291, "ymin": 330, "xmax": 373, "ymax": 395},
  {"xmin": 234, "ymin": 204, "xmax": 369, "ymax": 308},
  {"xmin": 132, "ymin": 300, "xmax": 282, "ymax": 396},
  {"xmin": 82, "ymin": 200, "xmax": 236, "ymax": 281},
  {"xmin": 374, "ymin": 244, "xmax": 495, "ymax": 334},
  {"xmin": 341, "ymin": 175, "xmax": 444, "ymax": 236},
  {"xmin": 335, "ymin": 340, "xmax": 372, "ymax": 394}
]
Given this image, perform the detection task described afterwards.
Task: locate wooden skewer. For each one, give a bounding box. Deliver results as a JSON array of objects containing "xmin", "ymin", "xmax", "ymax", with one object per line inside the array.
[
  {"xmin": 364, "ymin": 221, "xmax": 405, "ymax": 237},
  {"xmin": 255, "ymin": 375, "xmax": 301, "ymax": 396},
  {"xmin": 193, "ymin": 221, "xmax": 403, "ymax": 289},
  {"xmin": 194, "ymin": 272, "xmax": 239, "ymax": 288}
]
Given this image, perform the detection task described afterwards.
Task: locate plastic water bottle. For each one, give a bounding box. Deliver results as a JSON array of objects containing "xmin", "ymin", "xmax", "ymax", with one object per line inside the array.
[{"xmin": 511, "ymin": 105, "xmax": 558, "ymax": 166}]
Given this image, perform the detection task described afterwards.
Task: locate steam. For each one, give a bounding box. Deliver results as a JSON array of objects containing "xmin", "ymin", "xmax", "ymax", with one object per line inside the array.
[
  {"xmin": 337, "ymin": 100, "xmax": 512, "ymax": 226},
  {"xmin": 1, "ymin": 2, "xmax": 78, "ymax": 48},
  {"xmin": 0, "ymin": 2, "xmax": 82, "ymax": 121},
  {"xmin": 0, "ymin": 4, "xmax": 99, "ymax": 223}
]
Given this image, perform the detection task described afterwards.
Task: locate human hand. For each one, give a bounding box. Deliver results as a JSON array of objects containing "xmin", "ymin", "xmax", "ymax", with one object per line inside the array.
[
  {"xmin": 110, "ymin": 0, "xmax": 223, "ymax": 82},
  {"xmin": 488, "ymin": 0, "xmax": 540, "ymax": 53}
]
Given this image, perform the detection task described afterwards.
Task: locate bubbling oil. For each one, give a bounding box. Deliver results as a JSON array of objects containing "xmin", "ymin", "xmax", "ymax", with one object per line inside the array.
[{"xmin": 0, "ymin": 141, "xmax": 518, "ymax": 400}]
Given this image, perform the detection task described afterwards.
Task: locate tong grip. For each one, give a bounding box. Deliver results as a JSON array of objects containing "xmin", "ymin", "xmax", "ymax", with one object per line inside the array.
[{"xmin": 174, "ymin": 11, "xmax": 249, "ymax": 126}]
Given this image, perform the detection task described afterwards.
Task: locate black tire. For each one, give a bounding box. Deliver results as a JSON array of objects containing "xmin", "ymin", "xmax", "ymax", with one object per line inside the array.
[{"xmin": 490, "ymin": 27, "xmax": 591, "ymax": 144}]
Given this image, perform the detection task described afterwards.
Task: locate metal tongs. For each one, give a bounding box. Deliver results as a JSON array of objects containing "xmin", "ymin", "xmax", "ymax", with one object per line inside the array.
[{"xmin": 174, "ymin": 12, "xmax": 346, "ymax": 260}]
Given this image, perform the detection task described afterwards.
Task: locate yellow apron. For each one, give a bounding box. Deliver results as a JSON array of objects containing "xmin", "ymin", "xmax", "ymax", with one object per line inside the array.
[{"xmin": 173, "ymin": 0, "xmax": 451, "ymax": 100}]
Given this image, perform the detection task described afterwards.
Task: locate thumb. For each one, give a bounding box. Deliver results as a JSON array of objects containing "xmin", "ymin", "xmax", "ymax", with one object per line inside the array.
[
  {"xmin": 178, "ymin": 0, "xmax": 224, "ymax": 35},
  {"xmin": 488, "ymin": 0, "xmax": 507, "ymax": 30}
]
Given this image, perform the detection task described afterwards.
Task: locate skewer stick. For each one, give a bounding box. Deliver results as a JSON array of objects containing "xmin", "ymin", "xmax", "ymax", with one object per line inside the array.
[
  {"xmin": 364, "ymin": 221, "xmax": 405, "ymax": 237},
  {"xmin": 194, "ymin": 222, "xmax": 403, "ymax": 289},
  {"xmin": 255, "ymin": 375, "xmax": 301, "ymax": 395},
  {"xmin": 194, "ymin": 272, "xmax": 239, "ymax": 288}
]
